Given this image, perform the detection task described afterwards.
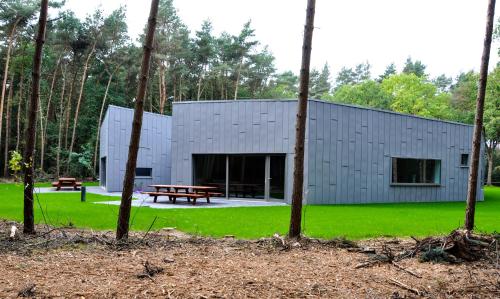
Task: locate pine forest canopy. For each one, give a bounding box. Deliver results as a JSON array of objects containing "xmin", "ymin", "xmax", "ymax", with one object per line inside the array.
[{"xmin": 0, "ymin": 0, "xmax": 498, "ymax": 183}]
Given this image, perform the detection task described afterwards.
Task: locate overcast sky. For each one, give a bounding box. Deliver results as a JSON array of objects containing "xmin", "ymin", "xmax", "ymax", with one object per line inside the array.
[{"xmin": 64, "ymin": 0, "xmax": 500, "ymax": 80}]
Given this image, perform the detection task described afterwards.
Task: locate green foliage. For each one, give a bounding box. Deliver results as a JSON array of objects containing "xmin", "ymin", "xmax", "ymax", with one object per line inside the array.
[
  {"xmin": 67, "ymin": 143, "xmax": 94, "ymax": 178},
  {"xmin": 331, "ymin": 80, "xmax": 391, "ymax": 109},
  {"xmin": 402, "ymin": 57, "xmax": 427, "ymax": 78},
  {"xmin": 8, "ymin": 151, "xmax": 22, "ymax": 179},
  {"xmin": 381, "ymin": 73, "xmax": 451, "ymax": 119}
]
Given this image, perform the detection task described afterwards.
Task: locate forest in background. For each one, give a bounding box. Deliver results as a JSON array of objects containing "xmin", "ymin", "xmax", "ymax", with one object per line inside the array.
[{"xmin": 0, "ymin": 0, "xmax": 498, "ymax": 183}]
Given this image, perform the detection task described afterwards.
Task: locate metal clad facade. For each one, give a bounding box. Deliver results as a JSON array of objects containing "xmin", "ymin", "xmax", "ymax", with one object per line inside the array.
[
  {"xmin": 306, "ymin": 100, "xmax": 482, "ymax": 204},
  {"xmin": 103, "ymin": 100, "xmax": 484, "ymax": 204},
  {"xmin": 171, "ymin": 100, "xmax": 298, "ymax": 202},
  {"xmin": 99, "ymin": 105, "xmax": 172, "ymax": 192}
]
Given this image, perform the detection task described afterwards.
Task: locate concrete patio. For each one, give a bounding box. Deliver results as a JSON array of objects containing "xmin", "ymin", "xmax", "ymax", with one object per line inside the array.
[{"xmin": 35, "ymin": 186, "xmax": 287, "ymax": 209}]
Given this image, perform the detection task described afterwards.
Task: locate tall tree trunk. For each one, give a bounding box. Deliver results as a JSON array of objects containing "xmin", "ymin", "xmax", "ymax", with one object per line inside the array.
[
  {"xmin": 233, "ymin": 59, "xmax": 242, "ymax": 100},
  {"xmin": 23, "ymin": 0, "xmax": 48, "ymax": 234},
  {"xmin": 116, "ymin": 0, "xmax": 159, "ymax": 241},
  {"xmin": 196, "ymin": 69, "xmax": 203, "ymax": 101},
  {"xmin": 64, "ymin": 69, "xmax": 77, "ymax": 150},
  {"xmin": 464, "ymin": 0, "xmax": 496, "ymax": 231},
  {"xmin": 93, "ymin": 67, "xmax": 116, "ymax": 176},
  {"xmin": 3, "ymin": 74, "xmax": 14, "ymax": 176},
  {"xmin": 486, "ymin": 148, "xmax": 493, "ymax": 185},
  {"xmin": 56, "ymin": 65, "xmax": 67, "ymax": 178},
  {"xmin": 158, "ymin": 63, "xmax": 167, "ymax": 113},
  {"xmin": 67, "ymin": 43, "xmax": 96, "ymax": 171},
  {"xmin": 15, "ymin": 73, "xmax": 24, "ymax": 152},
  {"xmin": 0, "ymin": 18, "xmax": 21, "ymax": 152},
  {"xmin": 289, "ymin": 0, "xmax": 316, "ymax": 239},
  {"xmin": 40, "ymin": 56, "xmax": 61, "ymax": 172}
]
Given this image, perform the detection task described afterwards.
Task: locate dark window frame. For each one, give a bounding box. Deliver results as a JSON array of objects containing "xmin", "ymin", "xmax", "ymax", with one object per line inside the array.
[
  {"xmin": 391, "ymin": 157, "xmax": 441, "ymax": 186},
  {"xmin": 135, "ymin": 167, "xmax": 152, "ymax": 178}
]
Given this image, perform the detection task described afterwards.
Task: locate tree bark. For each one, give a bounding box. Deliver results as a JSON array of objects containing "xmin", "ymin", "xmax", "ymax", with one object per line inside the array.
[
  {"xmin": 116, "ymin": 0, "xmax": 159, "ymax": 241},
  {"xmin": 15, "ymin": 72, "xmax": 24, "ymax": 152},
  {"xmin": 0, "ymin": 18, "xmax": 21, "ymax": 153},
  {"xmin": 486, "ymin": 148, "xmax": 493, "ymax": 185},
  {"xmin": 23, "ymin": 0, "xmax": 48, "ymax": 234},
  {"xmin": 67, "ymin": 42, "xmax": 96, "ymax": 171},
  {"xmin": 56, "ymin": 65, "xmax": 67, "ymax": 177},
  {"xmin": 465, "ymin": 0, "xmax": 496, "ymax": 231},
  {"xmin": 234, "ymin": 59, "xmax": 242, "ymax": 100},
  {"xmin": 63, "ymin": 68, "xmax": 77, "ymax": 151},
  {"xmin": 3, "ymin": 73, "xmax": 14, "ymax": 177},
  {"xmin": 93, "ymin": 66, "xmax": 118, "ymax": 176},
  {"xmin": 289, "ymin": 0, "xmax": 316, "ymax": 239},
  {"xmin": 196, "ymin": 66, "xmax": 204, "ymax": 101},
  {"xmin": 40, "ymin": 56, "xmax": 61, "ymax": 172}
]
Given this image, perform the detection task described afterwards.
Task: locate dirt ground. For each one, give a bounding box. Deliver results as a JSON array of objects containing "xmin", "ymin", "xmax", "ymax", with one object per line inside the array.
[{"xmin": 0, "ymin": 222, "xmax": 498, "ymax": 298}]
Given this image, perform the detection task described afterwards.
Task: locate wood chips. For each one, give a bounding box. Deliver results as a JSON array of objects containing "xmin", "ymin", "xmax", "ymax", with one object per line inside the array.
[{"xmin": 0, "ymin": 221, "xmax": 499, "ymax": 298}]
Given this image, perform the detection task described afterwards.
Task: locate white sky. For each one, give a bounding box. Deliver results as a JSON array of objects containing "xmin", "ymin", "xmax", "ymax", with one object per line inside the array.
[{"xmin": 64, "ymin": 0, "xmax": 500, "ymax": 79}]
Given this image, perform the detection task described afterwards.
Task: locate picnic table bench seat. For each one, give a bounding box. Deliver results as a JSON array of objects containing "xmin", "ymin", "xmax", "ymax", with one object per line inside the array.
[{"xmin": 142, "ymin": 191, "xmax": 210, "ymax": 205}]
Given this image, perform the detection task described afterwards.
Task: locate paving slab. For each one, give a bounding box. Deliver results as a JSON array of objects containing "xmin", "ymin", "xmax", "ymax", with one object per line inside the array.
[{"xmin": 35, "ymin": 186, "xmax": 287, "ymax": 209}]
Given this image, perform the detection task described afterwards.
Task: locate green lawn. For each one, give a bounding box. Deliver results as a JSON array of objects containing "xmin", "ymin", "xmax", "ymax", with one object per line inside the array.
[{"xmin": 0, "ymin": 183, "xmax": 498, "ymax": 239}]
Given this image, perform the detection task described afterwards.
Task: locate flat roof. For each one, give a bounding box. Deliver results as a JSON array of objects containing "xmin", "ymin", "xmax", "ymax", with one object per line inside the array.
[
  {"xmin": 173, "ymin": 99, "xmax": 473, "ymax": 128},
  {"xmin": 107, "ymin": 104, "xmax": 172, "ymax": 119}
]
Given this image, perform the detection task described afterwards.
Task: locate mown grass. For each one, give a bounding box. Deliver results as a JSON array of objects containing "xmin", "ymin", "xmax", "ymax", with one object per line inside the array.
[{"xmin": 0, "ymin": 183, "xmax": 498, "ymax": 239}]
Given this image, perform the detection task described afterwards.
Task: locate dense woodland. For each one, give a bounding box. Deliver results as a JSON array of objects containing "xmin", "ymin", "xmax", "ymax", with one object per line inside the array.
[{"xmin": 0, "ymin": 0, "xmax": 499, "ymax": 183}]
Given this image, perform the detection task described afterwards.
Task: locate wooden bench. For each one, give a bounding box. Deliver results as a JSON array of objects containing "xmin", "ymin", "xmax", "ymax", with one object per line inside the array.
[
  {"xmin": 142, "ymin": 191, "xmax": 209, "ymax": 205},
  {"xmin": 51, "ymin": 178, "xmax": 82, "ymax": 190}
]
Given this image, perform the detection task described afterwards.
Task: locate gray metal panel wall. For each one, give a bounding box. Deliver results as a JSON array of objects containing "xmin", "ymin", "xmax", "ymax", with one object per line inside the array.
[
  {"xmin": 99, "ymin": 109, "xmax": 109, "ymax": 188},
  {"xmin": 306, "ymin": 100, "xmax": 483, "ymax": 204},
  {"xmin": 171, "ymin": 100, "xmax": 298, "ymax": 202},
  {"xmin": 101, "ymin": 105, "xmax": 172, "ymax": 192}
]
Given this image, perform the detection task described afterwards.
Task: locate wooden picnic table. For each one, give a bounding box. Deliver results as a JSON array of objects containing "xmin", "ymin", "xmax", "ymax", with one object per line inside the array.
[
  {"xmin": 145, "ymin": 184, "xmax": 221, "ymax": 205},
  {"xmin": 51, "ymin": 177, "xmax": 82, "ymax": 191}
]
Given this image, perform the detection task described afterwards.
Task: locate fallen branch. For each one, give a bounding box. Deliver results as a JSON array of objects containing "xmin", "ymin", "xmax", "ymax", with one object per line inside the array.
[
  {"xmin": 388, "ymin": 278, "xmax": 422, "ymax": 296},
  {"xmin": 391, "ymin": 261, "xmax": 422, "ymax": 278}
]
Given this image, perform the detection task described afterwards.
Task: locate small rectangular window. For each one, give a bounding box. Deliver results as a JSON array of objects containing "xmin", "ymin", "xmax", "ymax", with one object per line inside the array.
[
  {"xmin": 135, "ymin": 168, "xmax": 152, "ymax": 177},
  {"xmin": 460, "ymin": 154, "xmax": 469, "ymax": 167},
  {"xmin": 392, "ymin": 158, "xmax": 441, "ymax": 185}
]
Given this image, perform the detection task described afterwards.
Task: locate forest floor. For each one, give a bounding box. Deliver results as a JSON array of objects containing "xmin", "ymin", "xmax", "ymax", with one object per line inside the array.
[{"xmin": 0, "ymin": 220, "xmax": 499, "ymax": 298}]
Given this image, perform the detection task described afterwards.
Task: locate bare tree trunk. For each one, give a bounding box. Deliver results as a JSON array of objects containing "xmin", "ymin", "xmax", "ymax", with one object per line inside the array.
[
  {"xmin": 116, "ymin": 0, "xmax": 159, "ymax": 241},
  {"xmin": 40, "ymin": 56, "xmax": 61, "ymax": 172},
  {"xmin": 233, "ymin": 59, "xmax": 242, "ymax": 100},
  {"xmin": 23, "ymin": 0, "xmax": 48, "ymax": 234},
  {"xmin": 158, "ymin": 63, "xmax": 167, "ymax": 113},
  {"xmin": 289, "ymin": 0, "xmax": 316, "ymax": 239},
  {"xmin": 0, "ymin": 18, "xmax": 21, "ymax": 152},
  {"xmin": 196, "ymin": 69, "xmax": 203, "ymax": 101},
  {"xmin": 486, "ymin": 148, "xmax": 493, "ymax": 185},
  {"xmin": 56, "ymin": 65, "xmax": 67, "ymax": 177},
  {"xmin": 464, "ymin": 0, "xmax": 496, "ymax": 231},
  {"xmin": 3, "ymin": 74, "xmax": 14, "ymax": 176},
  {"xmin": 93, "ymin": 67, "xmax": 116, "ymax": 176},
  {"xmin": 15, "ymin": 71, "xmax": 24, "ymax": 152},
  {"xmin": 64, "ymin": 69, "xmax": 77, "ymax": 150},
  {"xmin": 67, "ymin": 43, "xmax": 96, "ymax": 171}
]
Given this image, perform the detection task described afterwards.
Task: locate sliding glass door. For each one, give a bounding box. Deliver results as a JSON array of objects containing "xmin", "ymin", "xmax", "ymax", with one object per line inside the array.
[{"xmin": 193, "ymin": 154, "xmax": 286, "ymax": 200}]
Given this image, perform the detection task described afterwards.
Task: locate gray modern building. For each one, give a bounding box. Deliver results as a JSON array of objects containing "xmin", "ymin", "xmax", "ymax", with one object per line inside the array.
[
  {"xmin": 100, "ymin": 100, "xmax": 484, "ymax": 204},
  {"xmin": 99, "ymin": 105, "xmax": 172, "ymax": 192}
]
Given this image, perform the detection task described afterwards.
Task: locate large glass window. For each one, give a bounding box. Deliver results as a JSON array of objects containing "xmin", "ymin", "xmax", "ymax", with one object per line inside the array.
[{"xmin": 391, "ymin": 158, "xmax": 441, "ymax": 185}]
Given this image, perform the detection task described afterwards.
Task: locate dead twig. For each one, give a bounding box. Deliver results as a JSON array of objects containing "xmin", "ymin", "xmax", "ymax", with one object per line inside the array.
[
  {"xmin": 388, "ymin": 278, "xmax": 422, "ymax": 296},
  {"xmin": 391, "ymin": 261, "xmax": 422, "ymax": 278}
]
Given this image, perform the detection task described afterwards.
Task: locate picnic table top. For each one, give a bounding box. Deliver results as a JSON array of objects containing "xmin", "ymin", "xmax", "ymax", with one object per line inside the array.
[
  {"xmin": 149, "ymin": 184, "xmax": 217, "ymax": 190},
  {"xmin": 58, "ymin": 177, "xmax": 77, "ymax": 182}
]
